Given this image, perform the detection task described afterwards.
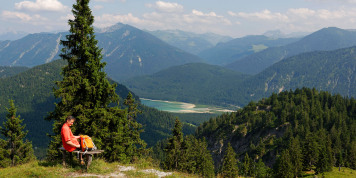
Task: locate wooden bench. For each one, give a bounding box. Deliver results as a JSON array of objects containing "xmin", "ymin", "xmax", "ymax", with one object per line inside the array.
[{"xmin": 59, "ymin": 147, "xmax": 104, "ymax": 169}]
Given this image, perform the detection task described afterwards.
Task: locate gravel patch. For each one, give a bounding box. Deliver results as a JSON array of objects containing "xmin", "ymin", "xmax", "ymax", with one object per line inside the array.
[{"xmin": 141, "ymin": 169, "xmax": 173, "ymax": 177}]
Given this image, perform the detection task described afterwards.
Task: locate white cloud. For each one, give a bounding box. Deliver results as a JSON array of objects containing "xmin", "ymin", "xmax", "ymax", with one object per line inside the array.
[
  {"xmin": 94, "ymin": 8, "xmax": 232, "ymax": 36},
  {"xmin": 15, "ymin": 0, "xmax": 68, "ymax": 12},
  {"xmin": 232, "ymin": 9, "xmax": 289, "ymax": 22},
  {"xmin": 287, "ymin": 8, "xmax": 315, "ymax": 19},
  {"xmin": 1, "ymin": 10, "xmax": 47, "ymax": 22},
  {"xmin": 185, "ymin": 10, "xmax": 230, "ymax": 25},
  {"xmin": 316, "ymin": 9, "xmax": 347, "ymax": 19},
  {"xmin": 192, "ymin": 10, "xmax": 220, "ymax": 17},
  {"xmin": 2, "ymin": 11, "xmax": 32, "ymax": 21},
  {"xmin": 146, "ymin": 1, "xmax": 183, "ymax": 13},
  {"xmin": 227, "ymin": 7, "xmax": 356, "ymax": 36},
  {"xmin": 287, "ymin": 8, "xmax": 356, "ymax": 21}
]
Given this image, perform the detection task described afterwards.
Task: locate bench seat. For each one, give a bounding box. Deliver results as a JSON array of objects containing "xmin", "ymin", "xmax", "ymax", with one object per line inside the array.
[{"xmin": 59, "ymin": 147, "xmax": 104, "ymax": 169}]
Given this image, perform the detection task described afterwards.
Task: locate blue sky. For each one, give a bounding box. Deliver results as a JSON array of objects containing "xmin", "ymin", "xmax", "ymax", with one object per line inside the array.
[{"xmin": 1, "ymin": 0, "xmax": 356, "ymax": 37}]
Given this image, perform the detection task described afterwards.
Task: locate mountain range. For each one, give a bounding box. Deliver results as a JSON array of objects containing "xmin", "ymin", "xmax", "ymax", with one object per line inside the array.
[
  {"xmin": 242, "ymin": 46, "xmax": 356, "ymax": 103},
  {"xmin": 2, "ymin": 25, "xmax": 356, "ymax": 82},
  {"xmin": 198, "ymin": 35, "xmax": 300, "ymax": 65},
  {"xmin": 0, "ymin": 23, "xmax": 203, "ymax": 81},
  {"xmin": 148, "ymin": 29, "xmax": 232, "ymax": 55},
  {"xmin": 226, "ymin": 27, "xmax": 356, "ymax": 74}
]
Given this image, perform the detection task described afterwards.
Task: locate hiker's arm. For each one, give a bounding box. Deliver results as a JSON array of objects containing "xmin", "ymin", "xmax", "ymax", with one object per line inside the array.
[
  {"xmin": 66, "ymin": 140, "xmax": 80, "ymax": 148},
  {"xmin": 74, "ymin": 135, "xmax": 80, "ymax": 139}
]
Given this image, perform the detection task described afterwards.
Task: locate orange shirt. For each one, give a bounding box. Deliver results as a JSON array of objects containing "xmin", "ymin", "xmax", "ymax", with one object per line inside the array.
[{"xmin": 61, "ymin": 123, "xmax": 79, "ymax": 152}]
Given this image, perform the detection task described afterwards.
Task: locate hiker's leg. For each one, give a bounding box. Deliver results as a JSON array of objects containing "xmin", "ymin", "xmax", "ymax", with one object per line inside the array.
[{"xmin": 80, "ymin": 153, "xmax": 84, "ymax": 165}]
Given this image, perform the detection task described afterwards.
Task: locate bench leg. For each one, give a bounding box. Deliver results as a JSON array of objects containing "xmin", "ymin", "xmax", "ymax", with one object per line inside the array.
[
  {"xmin": 86, "ymin": 154, "xmax": 93, "ymax": 170},
  {"xmin": 61, "ymin": 150, "xmax": 66, "ymax": 167}
]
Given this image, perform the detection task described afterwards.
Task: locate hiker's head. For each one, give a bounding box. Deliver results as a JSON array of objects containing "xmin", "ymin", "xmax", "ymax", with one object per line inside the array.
[{"xmin": 66, "ymin": 116, "xmax": 76, "ymax": 126}]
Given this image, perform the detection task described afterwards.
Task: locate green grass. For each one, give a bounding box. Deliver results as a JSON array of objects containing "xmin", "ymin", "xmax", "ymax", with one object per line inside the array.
[
  {"xmin": 0, "ymin": 161, "xmax": 71, "ymax": 177},
  {"xmin": 0, "ymin": 157, "xmax": 178, "ymax": 177},
  {"xmin": 87, "ymin": 159, "xmax": 118, "ymax": 174},
  {"xmin": 1, "ymin": 160, "xmax": 354, "ymax": 178},
  {"xmin": 303, "ymin": 167, "xmax": 355, "ymax": 178}
]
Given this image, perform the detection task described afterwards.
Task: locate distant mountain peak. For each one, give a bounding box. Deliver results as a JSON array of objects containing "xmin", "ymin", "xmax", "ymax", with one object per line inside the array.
[
  {"xmin": 97, "ymin": 23, "xmax": 127, "ymax": 33},
  {"xmin": 263, "ymin": 30, "xmax": 284, "ymax": 38}
]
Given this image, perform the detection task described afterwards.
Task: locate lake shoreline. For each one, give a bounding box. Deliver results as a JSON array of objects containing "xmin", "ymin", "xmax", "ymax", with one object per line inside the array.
[{"xmin": 140, "ymin": 98, "xmax": 235, "ymax": 114}]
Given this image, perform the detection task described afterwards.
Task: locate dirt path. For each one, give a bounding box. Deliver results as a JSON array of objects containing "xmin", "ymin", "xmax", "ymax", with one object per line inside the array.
[{"xmin": 67, "ymin": 165, "xmax": 172, "ymax": 178}]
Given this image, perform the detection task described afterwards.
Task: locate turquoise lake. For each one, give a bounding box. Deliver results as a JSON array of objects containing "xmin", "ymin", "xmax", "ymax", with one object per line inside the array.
[{"xmin": 140, "ymin": 98, "xmax": 235, "ymax": 113}]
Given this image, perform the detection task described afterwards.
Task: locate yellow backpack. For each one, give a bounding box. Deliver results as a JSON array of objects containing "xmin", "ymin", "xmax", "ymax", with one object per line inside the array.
[{"xmin": 80, "ymin": 135, "xmax": 96, "ymax": 152}]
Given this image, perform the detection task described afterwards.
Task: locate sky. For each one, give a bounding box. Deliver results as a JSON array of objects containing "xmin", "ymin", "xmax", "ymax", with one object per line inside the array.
[{"xmin": 1, "ymin": 0, "xmax": 356, "ymax": 37}]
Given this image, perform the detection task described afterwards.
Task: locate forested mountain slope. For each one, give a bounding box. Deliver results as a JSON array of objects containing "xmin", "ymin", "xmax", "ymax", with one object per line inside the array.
[
  {"xmin": 0, "ymin": 66, "xmax": 28, "ymax": 78},
  {"xmin": 123, "ymin": 63, "xmax": 250, "ymax": 107},
  {"xmin": 227, "ymin": 27, "xmax": 356, "ymax": 74},
  {"xmin": 0, "ymin": 59, "xmax": 193, "ymax": 150},
  {"xmin": 196, "ymin": 88, "xmax": 356, "ymax": 172},
  {"xmin": 198, "ymin": 35, "xmax": 299, "ymax": 65},
  {"xmin": 242, "ymin": 46, "xmax": 356, "ymax": 103}
]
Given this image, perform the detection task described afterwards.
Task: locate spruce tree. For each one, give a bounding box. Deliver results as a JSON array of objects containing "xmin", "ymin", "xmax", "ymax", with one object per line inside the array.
[
  {"xmin": 169, "ymin": 134, "xmax": 214, "ymax": 177},
  {"xmin": 242, "ymin": 152, "xmax": 250, "ymax": 177},
  {"xmin": 303, "ymin": 131, "xmax": 319, "ymax": 170},
  {"xmin": 255, "ymin": 159, "xmax": 269, "ymax": 178},
  {"xmin": 290, "ymin": 137, "xmax": 303, "ymax": 177},
  {"xmin": 349, "ymin": 141, "xmax": 356, "ymax": 169},
  {"xmin": 274, "ymin": 150, "xmax": 293, "ymax": 178},
  {"xmin": 0, "ymin": 138, "xmax": 11, "ymax": 167},
  {"xmin": 221, "ymin": 143, "xmax": 238, "ymax": 178},
  {"xmin": 46, "ymin": 0, "xmax": 144, "ymax": 162},
  {"xmin": 123, "ymin": 92, "xmax": 146, "ymax": 161},
  {"xmin": 0, "ymin": 100, "xmax": 34, "ymax": 167},
  {"xmin": 315, "ymin": 134, "xmax": 333, "ymax": 174},
  {"xmin": 198, "ymin": 138, "xmax": 215, "ymax": 178},
  {"xmin": 164, "ymin": 118, "xmax": 183, "ymax": 170}
]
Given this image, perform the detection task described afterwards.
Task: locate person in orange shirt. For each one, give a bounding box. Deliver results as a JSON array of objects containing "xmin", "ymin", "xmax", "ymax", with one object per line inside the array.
[{"xmin": 61, "ymin": 116, "xmax": 84, "ymax": 165}]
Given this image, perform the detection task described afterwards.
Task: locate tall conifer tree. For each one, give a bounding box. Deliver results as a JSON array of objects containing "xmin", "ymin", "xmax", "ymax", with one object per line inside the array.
[
  {"xmin": 221, "ymin": 143, "xmax": 239, "ymax": 178},
  {"xmin": 46, "ymin": 0, "xmax": 144, "ymax": 162},
  {"xmin": 274, "ymin": 150, "xmax": 293, "ymax": 178},
  {"xmin": 0, "ymin": 100, "xmax": 34, "ymax": 167},
  {"xmin": 242, "ymin": 152, "xmax": 251, "ymax": 177},
  {"xmin": 164, "ymin": 118, "xmax": 183, "ymax": 170},
  {"xmin": 290, "ymin": 137, "xmax": 303, "ymax": 177}
]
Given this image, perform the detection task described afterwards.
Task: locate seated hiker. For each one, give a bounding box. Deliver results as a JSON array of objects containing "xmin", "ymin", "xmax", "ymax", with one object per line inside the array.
[{"xmin": 61, "ymin": 116, "xmax": 84, "ymax": 165}]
